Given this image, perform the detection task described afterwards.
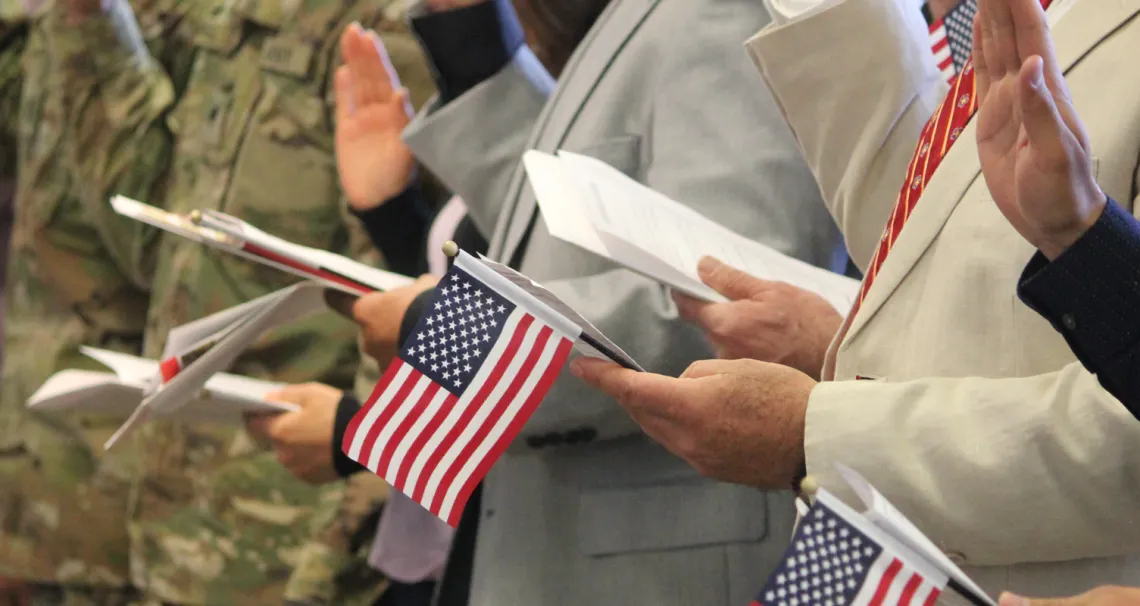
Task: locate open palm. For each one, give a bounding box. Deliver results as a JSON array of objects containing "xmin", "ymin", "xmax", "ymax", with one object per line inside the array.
[
  {"xmin": 335, "ymin": 24, "xmax": 416, "ymax": 210},
  {"xmin": 973, "ymin": 0, "xmax": 1104, "ymax": 259}
]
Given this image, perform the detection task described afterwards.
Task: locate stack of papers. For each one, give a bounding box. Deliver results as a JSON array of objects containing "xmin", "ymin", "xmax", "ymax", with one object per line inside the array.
[
  {"xmin": 523, "ymin": 151, "xmax": 859, "ymax": 313},
  {"xmin": 111, "ymin": 196, "xmax": 414, "ymax": 295}
]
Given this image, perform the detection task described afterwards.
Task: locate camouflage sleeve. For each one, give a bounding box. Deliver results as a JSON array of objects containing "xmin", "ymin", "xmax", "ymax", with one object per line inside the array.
[{"xmin": 45, "ymin": 1, "xmax": 177, "ymax": 291}]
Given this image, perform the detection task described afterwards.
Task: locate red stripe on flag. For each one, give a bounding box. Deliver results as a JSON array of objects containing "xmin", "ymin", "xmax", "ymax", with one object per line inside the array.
[
  {"xmin": 938, "ymin": 56, "xmax": 954, "ymax": 71},
  {"xmin": 343, "ymin": 360, "xmax": 404, "ymax": 451},
  {"xmin": 869, "ymin": 559, "xmax": 904, "ymax": 606},
  {"xmin": 244, "ymin": 243, "xmax": 374, "ymax": 295},
  {"xmin": 394, "ymin": 392, "xmax": 460, "ymax": 493},
  {"xmin": 898, "ymin": 572, "xmax": 924, "ymax": 606},
  {"xmin": 923, "ymin": 588, "xmax": 942, "ymax": 606},
  {"xmin": 158, "ymin": 357, "xmax": 181, "ymax": 383},
  {"xmin": 375, "ymin": 382, "xmax": 444, "ymax": 487},
  {"xmin": 432, "ymin": 323, "xmax": 554, "ymax": 519},
  {"xmin": 356, "ymin": 366, "xmax": 421, "ymax": 470},
  {"xmin": 931, "ymin": 35, "xmax": 948, "ymax": 52},
  {"xmin": 446, "ymin": 336, "xmax": 573, "ymax": 526},
  {"xmin": 414, "ymin": 315, "xmax": 535, "ymax": 509}
]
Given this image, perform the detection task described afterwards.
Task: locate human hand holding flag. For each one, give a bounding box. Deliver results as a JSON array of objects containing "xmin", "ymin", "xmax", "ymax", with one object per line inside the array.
[{"xmin": 342, "ymin": 248, "xmax": 639, "ymax": 526}]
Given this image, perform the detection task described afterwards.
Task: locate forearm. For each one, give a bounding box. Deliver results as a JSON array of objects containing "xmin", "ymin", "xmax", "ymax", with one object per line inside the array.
[
  {"xmin": 1018, "ymin": 198, "xmax": 1140, "ymax": 415},
  {"xmin": 352, "ymin": 182, "xmax": 433, "ymax": 276},
  {"xmin": 746, "ymin": 0, "xmax": 946, "ymax": 269},
  {"xmin": 806, "ymin": 364, "xmax": 1140, "ymax": 565}
]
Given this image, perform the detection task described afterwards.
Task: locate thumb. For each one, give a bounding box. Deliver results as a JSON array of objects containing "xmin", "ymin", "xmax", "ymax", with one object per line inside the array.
[
  {"xmin": 697, "ymin": 257, "xmax": 768, "ymax": 301},
  {"xmin": 1017, "ymin": 55, "xmax": 1068, "ymax": 163},
  {"xmin": 245, "ymin": 412, "xmax": 284, "ymax": 442}
]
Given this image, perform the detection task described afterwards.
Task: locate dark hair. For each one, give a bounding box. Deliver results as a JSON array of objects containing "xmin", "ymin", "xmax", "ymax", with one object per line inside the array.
[{"xmin": 512, "ymin": 0, "xmax": 612, "ymax": 77}]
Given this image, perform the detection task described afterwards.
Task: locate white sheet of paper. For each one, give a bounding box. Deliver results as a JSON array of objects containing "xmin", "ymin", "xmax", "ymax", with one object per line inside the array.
[
  {"xmin": 836, "ymin": 464, "xmax": 995, "ymax": 605},
  {"xmin": 523, "ymin": 150, "xmax": 860, "ymax": 313},
  {"xmin": 112, "ymin": 196, "xmax": 415, "ymax": 294},
  {"xmin": 103, "ymin": 283, "xmax": 327, "ymax": 449},
  {"xmin": 28, "ymin": 349, "xmax": 295, "ymax": 425}
]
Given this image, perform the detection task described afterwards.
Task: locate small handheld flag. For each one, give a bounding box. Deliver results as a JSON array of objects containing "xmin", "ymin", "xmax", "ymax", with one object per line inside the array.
[
  {"xmin": 342, "ymin": 250, "xmax": 585, "ymax": 526},
  {"xmin": 929, "ymin": 0, "xmax": 978, "ymax": 83}
]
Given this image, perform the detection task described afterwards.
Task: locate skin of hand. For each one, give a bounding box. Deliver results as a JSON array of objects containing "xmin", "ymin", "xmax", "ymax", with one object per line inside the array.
[
  {"xmin": 570, "ymin": 357, "xmax": 814, "ymax": 488},
  {"xmin": 973, "ymin": 0, "xmax": 1106, "ymax": 260},
  {"xmin": 927, "ymin": 0, "xmax": 963, "ymax": 21},
  {"xmin": 1000, "ymin": 587, "xmax": 1140, "ymax": 606},
  {"xmin": 673, "ymin": 257, "xmax": 842, "ymax": 380},
  {"xmin": 353, "ymin": 275, "xmax": 440, "ymax": 369},
  {"xmin": 245, "ymin": 383, "xmax": 345, "ymax": 485},
  {"xmin": 335, "ymin": 23, "xmax": 416, "ymax": 210}
]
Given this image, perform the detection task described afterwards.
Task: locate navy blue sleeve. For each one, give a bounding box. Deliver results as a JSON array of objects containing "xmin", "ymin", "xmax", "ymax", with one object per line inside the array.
[
  {"xmin": 410, "ymin": 0, "xmax": 525, "ymax": 104},
  {"xmin": 351, "ymin": 181, "xmax": 432, "ymax": 276},
  {"xmin": 1018, "ymin": 198, "xmax": 1140, "ymax": 416},
  {"xmin": 334, "ymin": 394, "xmax": 369, "ymax": 478}
]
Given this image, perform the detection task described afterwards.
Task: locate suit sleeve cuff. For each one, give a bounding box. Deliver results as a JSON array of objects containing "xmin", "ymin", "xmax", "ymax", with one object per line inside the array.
[
  {"xmin": 410, "ymin": 0, "xmax": 525, "ymax": 103},
  {"xmin": 1018, "ymin": 198, "xmax": 1140, "ymax": 405},
  {"xmin": 350, "ymin": 181, "xmax": 432, "ymax": 276},
  {"xmin": 334, "ymin": 394, "xmax": 369, "ymax": 478}
]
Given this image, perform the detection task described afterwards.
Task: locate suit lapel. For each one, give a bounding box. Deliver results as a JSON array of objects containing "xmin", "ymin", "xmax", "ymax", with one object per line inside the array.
[
  {"xmin": 840, "ymin": 0, "xmax": 1140, "ymax": 347},
  {"xmin": 488, "ymin": 0, "xmax": 661, "ymax": 263}
]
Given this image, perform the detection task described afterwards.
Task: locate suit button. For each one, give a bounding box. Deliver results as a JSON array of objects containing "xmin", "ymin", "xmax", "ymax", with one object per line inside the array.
[
  {"xmin": 946, "ymin": 550, "xmax": 968, "ymax": 566},
  {"xmin": 1062, "ymin": 313, "xmax": 1077, "ymax": 331}
]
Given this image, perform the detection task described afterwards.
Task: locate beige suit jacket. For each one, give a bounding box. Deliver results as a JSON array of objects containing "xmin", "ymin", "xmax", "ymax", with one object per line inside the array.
[{"xmin": 747, "ymin": 0, "xmax": 1140, "ymax": 596}]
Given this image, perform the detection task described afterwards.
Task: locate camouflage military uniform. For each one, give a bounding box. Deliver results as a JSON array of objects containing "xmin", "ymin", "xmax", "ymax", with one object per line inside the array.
[
  {"xmin": 123, "ymin": 1, "xmax": 433, "ymax": 604},
  {"xmin": 0, "ymin": 4, "xmax": 27, "ymax": 366},
  {"xmin": 0, "ymin": 1, "xmax": 179, "ymax": 598}
]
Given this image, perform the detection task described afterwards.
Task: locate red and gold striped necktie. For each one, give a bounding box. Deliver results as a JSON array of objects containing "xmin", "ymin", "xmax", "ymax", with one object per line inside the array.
[{"xmin": 852, "ymin": 0, "xmax": 1054, "ymax": 310}]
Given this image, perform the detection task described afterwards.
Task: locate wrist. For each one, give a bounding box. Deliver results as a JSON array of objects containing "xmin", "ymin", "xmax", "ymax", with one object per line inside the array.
[{"xmin": 1037, "ymin": 188, "xmax": 1108, "ymax": 261}]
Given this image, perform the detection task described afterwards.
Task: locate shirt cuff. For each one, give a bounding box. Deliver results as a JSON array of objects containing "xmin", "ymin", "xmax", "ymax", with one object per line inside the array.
[
  {"xmin": 1018, "ymin": 198, "xmax": 1140, "ymax": 406},
  {"xmin": 334, "ymin": 394, "xmax": 369, "ymax": 478},
  {"xmin": 410, "ymin": 0, "xmax": 525, "ymax": 103},
  {"xmin": 350, "ymin": 181, "xmax": 432, "ymax": 277}
]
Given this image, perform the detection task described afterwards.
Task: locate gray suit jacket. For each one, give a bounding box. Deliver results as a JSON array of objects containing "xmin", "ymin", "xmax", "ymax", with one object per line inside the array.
[{"xmin": 405, "ymin": 0, "xmax": 840, "ymax": 603}]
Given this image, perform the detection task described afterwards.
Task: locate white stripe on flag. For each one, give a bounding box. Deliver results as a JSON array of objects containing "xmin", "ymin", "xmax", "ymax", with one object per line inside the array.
[
  {"xmin": 419, "ymin": 312, "xmax": 541, "ymax": 510},
  {"xmin": 851, "ymin": 554, "xmax": 897, "ymax": 605},
  {"xmin": 384, "ymin": 385, "xmax": 452, "ymax": 481},
  {"xmin": 933, "ymin": 45, "xmax": 951, "ymax": 65},
  {"xmin": 347, "ymin": 361, "xmax": 414, "ymax": 460},
  {"xmin": 367, "ymin": 373, "xmax": 433, "ymax": 471},
  {"xmin": 436, "ymin": 325, "xmax": 565, "ymax": 522},
  {"xmin": 881, "ymin": 566, "xmax": 916, "ymax": 605}
]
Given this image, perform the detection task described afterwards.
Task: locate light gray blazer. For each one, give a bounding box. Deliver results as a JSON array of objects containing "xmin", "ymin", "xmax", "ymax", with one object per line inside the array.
[{"xmin": 405, "ymin": 0, "xmax": 841, "ymax": 603}]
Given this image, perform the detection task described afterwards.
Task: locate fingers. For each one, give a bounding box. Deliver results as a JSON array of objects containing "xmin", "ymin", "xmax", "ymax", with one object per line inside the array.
[
  {"xmin": 342, "ymin": 23, "xmax": 394, "ymax": 107},
  {"xmin": 324, "ymin": 287, "xmax": 358, "ymax": 320},
  {"xmin": 570, "ymin": 358, "xmax": 685, "ymax": 420},
  {"xmin": 334, "ymin": 66, "xmax": 353, "ymax": 122},
  {"xmin": 697, "ymin": 257, "xmax": 768, "ymax": 301},
  {"xmin": 973, "ymin": 18, "xmax": 990, "ymax": 105},
  {"xmin": 672, "ymin": 290, "xmax": 711, "ymax": 324},
  {"xmin": 245, "ymin": 412, "xmax": 281, "ymax": 442},
  {"xmin": 985, "ymin": 0, "xmax": 1021, "ymax": 75},
  {"xmin": 1017, "ymin": 55, "xmax": 1070, "ymax": 167}
]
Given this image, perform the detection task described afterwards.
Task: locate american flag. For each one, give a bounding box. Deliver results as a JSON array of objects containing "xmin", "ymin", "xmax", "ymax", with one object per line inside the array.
[
  {"xmin": 753, "ymin": 492, "xmax": 948, "ymax": 606},
  {"xmin": 929, "ymin": 0, "xmax": 978, "ymax": 83},
  {"xmin": 342, "ymin": 251, "xmax": 579, "ymax": 526}
]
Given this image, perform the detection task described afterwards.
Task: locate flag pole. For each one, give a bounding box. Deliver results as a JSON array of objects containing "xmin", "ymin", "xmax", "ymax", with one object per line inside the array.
[
  {"xmin": 442, "ymin": 242, "xmax": 641, "ymax": 372},
  {"xmin": 948, "ymin": 580, "xmax": 993, "ymax": 606}
]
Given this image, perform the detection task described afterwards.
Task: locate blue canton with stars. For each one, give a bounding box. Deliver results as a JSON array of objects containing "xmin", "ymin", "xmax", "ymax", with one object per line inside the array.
[
  {"xmin": 401, "ymin": 267, "xmax": 515, "ymax": 396},
  {"xmin": 944, "ymin": 0, "xmax": 978, "ymax": 72},
  {"xmin": 756, "ymin": 503, "xmax": 883, "ymax": 606}
]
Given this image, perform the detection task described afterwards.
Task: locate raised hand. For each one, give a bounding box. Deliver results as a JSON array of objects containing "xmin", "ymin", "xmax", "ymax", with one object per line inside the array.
[
  {"xmin": 335, "ymin": 23, "xmax": 416, "ymax": 211},
  {"xmin": 973, "ymin": 0, "xmax": 1105, "ymax": 260}
]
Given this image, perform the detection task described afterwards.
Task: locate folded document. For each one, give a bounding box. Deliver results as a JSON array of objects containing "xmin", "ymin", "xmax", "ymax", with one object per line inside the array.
[{"xmin": 523, "ymin": 150, "xmax": 860, "ymax": 313}]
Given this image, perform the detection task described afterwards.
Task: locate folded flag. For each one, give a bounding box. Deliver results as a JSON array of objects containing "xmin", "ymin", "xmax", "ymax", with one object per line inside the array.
[
  {"xmin": 342, "ymin": 250, "xmax": 582, "ymax": 526},
  {"xmin": 754, "ymin": 490, "xmax": 949, "ymax": 606}
]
